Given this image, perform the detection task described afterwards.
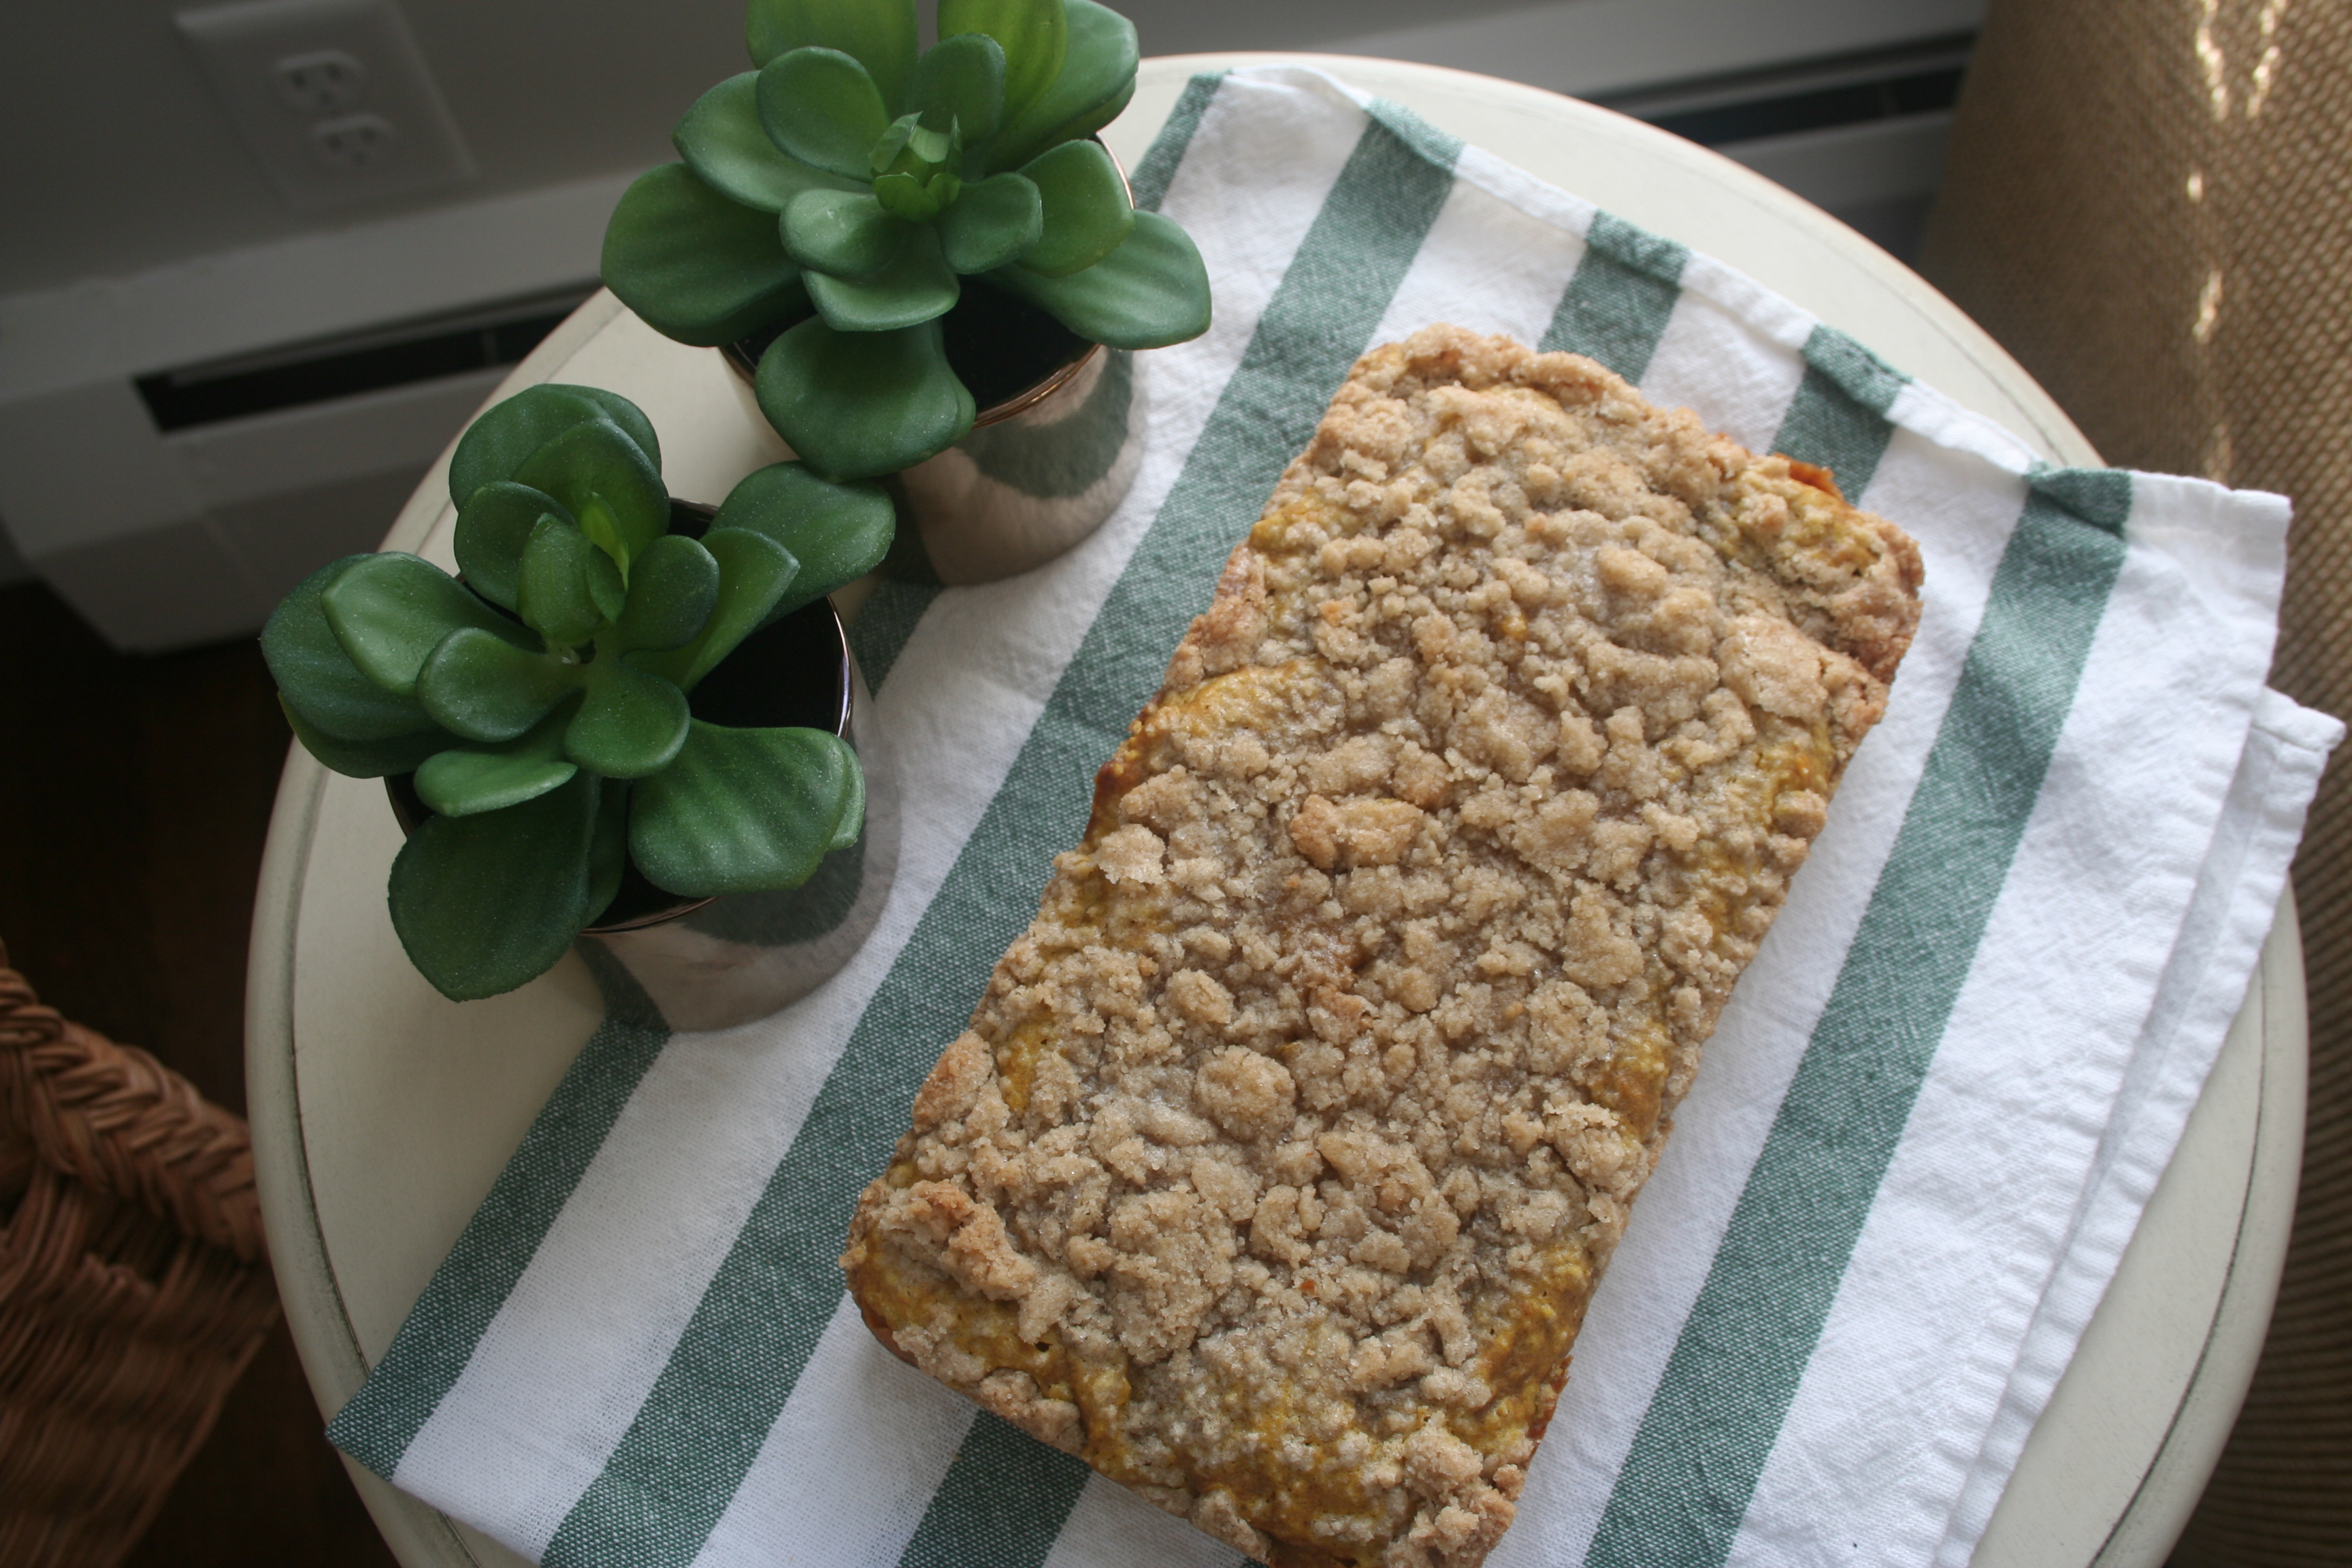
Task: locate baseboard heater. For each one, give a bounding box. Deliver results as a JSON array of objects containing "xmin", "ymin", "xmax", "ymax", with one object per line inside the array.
[
  {"xmin": 0, "ymin": 282, "xmax": 593, "ymax": 652},
  {"xmin": 1599, "ymin": 31, "xmax": 1972, "ymax": 261},
  {"xmin": 135, "ymin": 285, "xmax": 591, "ymax": 433}
]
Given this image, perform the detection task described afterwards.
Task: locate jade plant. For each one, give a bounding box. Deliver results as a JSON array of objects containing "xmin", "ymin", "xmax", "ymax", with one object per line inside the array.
[
  {"xmin": 601, "ymin": 0, "xmax": 1209, "ymax": 480},
  {"xmin": 263, "ymin": 385, "xmax": 894, "ymax": 1001}
]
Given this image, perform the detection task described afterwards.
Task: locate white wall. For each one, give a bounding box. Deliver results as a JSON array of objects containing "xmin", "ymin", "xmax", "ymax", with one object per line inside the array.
[
  {"xmin": 0, "ymin": 0, "xmax": 1578, "ymax": 297},
  {"xmin": 0, "ymin": 0, "xmax": 1981, "ymax": 638},
  {"xmin": 0, "ymin": 0, "xmax": 1979, "ymax": 297},
  {"xmin": 0, "ymin": 0, "xmax": 740, "ymax": 296}
]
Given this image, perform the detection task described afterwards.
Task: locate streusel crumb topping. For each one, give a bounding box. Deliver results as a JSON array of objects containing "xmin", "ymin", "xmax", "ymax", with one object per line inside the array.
[{"xmin": 843, "ymin": 325, "xmax": 1922, "ymax": 1568}]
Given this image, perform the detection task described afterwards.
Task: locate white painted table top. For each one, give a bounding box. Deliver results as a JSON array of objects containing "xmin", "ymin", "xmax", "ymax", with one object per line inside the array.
[{"xmin": 246, "ymin": 54, "xmax": 2298, "ymax": 1568}]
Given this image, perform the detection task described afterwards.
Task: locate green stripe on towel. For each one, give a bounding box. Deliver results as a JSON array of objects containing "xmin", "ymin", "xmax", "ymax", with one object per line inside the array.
[
  {"xmin": 847, "ymin": 580, "xmax": 945, "ymax": 695},
  {"xmin": 2031, "ymin": 465, "xmax": 2133, "ymax": 533},
  {"xmin": 1770, "ymin": 324, "xmax": 1908, "ymax": 499},
  {"xmin": 537, "ymin": 96, "xmax": 1463, "ymax": 1568},
  {"xmin": 1584, "ymin": 470, "xmax": 2133, "ymax": 1568},
  {"xmin": 899, "ymin": 1414, "xmax": 1094, "ymax": 1568},
  {"xmin": 1540, "ymin": 211, "xmax": 1688, "ymax": 383},
  {"xmin": 327, "ymin": 949, "xmax": 670, "ymax": 1477},
  {"xmin": 1129, "ymin": 72, "xmax": 1224, "ymax": 215}
]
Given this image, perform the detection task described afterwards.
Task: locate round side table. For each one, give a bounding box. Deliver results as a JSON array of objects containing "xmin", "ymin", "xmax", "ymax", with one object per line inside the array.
[{"xmin": 248, "ymin": 53, "xmax": 2300, "ymax": 1568}]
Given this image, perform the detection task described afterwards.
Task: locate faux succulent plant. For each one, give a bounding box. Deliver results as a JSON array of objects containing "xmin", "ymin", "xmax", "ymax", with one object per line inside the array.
[
  {"xmin": 601, "ymin": 0, "xmax": 1209, "ymax": 480},
  {"xmin": 263, "ymin": 385, "xmax": 894, "ymax": 1001}
]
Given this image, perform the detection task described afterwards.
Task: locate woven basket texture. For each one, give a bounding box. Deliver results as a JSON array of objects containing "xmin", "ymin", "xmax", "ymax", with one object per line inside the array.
[
  {"xmin": 0, "ymin": 940, "xmax": 280, "ymax": 1568},
  {"xmin": 1919, "ymin": 1, "xmax": 2352, "ymax": 1562}
]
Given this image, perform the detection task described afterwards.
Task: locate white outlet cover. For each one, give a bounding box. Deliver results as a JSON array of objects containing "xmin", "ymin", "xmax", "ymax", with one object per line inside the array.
[
  {"xmin": 311, "ymin": 112, "xmax": 398, "ymax": 171},
  {"xmin": 176, "ymin": 0, "xmax": 476, "ymax": 214},
  {"xmin": 276, "ymin": 48, "xmax": 368, "ymax": 114}
]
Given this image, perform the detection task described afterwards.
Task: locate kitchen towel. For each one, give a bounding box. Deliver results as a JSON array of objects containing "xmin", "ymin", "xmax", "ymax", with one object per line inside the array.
[{"xmin": 327, "ymin": 66, "xmax": 2340, "ymax": 1568}]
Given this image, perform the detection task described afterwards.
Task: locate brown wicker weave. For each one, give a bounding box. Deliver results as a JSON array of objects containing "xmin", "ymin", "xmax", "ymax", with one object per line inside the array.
[
  {"xmin": 1920, "ymin": 2, "xmax": 2352, "ymax": 1561},
  {"xmin": 0, "ymin": 938, "xmax": 281, "ymax": 1568}
]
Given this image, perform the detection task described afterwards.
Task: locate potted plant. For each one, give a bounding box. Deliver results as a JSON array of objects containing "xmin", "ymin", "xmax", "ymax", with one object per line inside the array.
[
  {"xmin": 262, "ymin": 384, "xmax": 895, "ymax": 1002},
  {"xmin": 599, "ymin": 0, "xmax": 1210, "ymax": 484}
]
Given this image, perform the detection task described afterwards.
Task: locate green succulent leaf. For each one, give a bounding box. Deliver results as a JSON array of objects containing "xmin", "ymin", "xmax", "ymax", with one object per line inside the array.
[
  {"xmin": 576, "ymin": 497, "xmax": 630, "ymax": 580},
  {"xmin": 756, "ymin": 315, "xmax": 975, "ymax": 479},
  {"xmin": 866, "ymin": 114, "xmax": 912, "ymax": 175},
  {"xmin": 263, "ymin": 556, "xmax": 438, "ymax": 741},
  {"xmin": 869, "ymin": 112, "xmax": 963, "ymax": 220},
  {"xmin": 830, "ymin": 772, "xmax": 867, "ymax": 853},
  {"xmin": 638, "ymin": 527, "xmax": 800, "ymax": 692},
  {"xmin": 938, "ymin": 172, "xmax": 1043, "ymax": 273},
  {"xmin": 826, "ymin": 764, "xmax": 868, "ymax": 852},
  {"xmin": 710, "ymin": 461, "xmax": 895, "ymax": 617},
  {"xmin": 805, "ymin": 224, "xmax": 959, "ymax": 331},
  {"xmin": 984, "ymin": 0, "xmax": 1137, "ymax": 172},
  {"xmin": 323, "ymin": 553, "xmax": 531, "ymax": 698},
  {"xmin": 512, "ymin": 420, "xmax": 668, "ymax": 576},
  {"xmin": 414, "ymin": 748, "xmax": 579, "ymax": 819},
  {"xmin": 412, "ymin": 706, "xmax": 580, "ymax": 817},
  {"xmin": 566, "ymin": 659, "xmax": 692, "ymax": 779},
  {"xmin": 603, "ymin": 163, "xmax": 810, "ymax": 347},
  {"xmin": 570, "ymin": 391, "xmax": 661, "ymax": 470},
  {"xmin": 940, "ymin": 0, "xmax": 1066, "ymax": 131},
  {"xmin": 278, "ymin": 696, "xmax": 446, "ymax": 778},
  {"xmin": 387, "ymin": 770, "xmax": 602, "ymax": 1000},
  {"xmin": 872, "ymin": 113, "xmax": 958, "ymax": 178},
  {"xmin": 746, "ymin": 0, "xmax": 917, "ymax": 110},
  {"xmin": 584, "ymin": 780, "xmax": 630, "ymax": 929},
  {"xmin": 417, "ymin": 626, "xmax": 582, "ymax": 742},
  {"xmin": 455, "ymin": 483, "xmax": 572, "ymax": 612},
  {"xmin": 449, "ymin": 385, "xmax": 659, "ymax": 509},
  {"xmin": 872, "ymin": 169, "xmax": 941, "ymax": 221},
  {"xmin": 911, "ymin": 32, "xmax": 1007, "ymax": 145},
  {"xmin": 630, "ymin": 723, "xmax": 864, "ymax": 896},
  {"xmin": 518, "ymin": 516, "xmax": 627, "ymax": 647},
  {"xmin": 676, "ymin": 71, "xmax": 864, "ymax": 212},
  {"xmin": 1017, "ymin": 139, "xmax": 1131, "ymax": 276},
  {"xmin": 992, "ymin": 209, "xmax": 1211, "ymax": 348},
  {"xmin": 781, "ymin": 189, "xmax": 909, "ymax": 281},
  {"xmin": 606, "ymin": 533, "xmax": 720, "ymax": 653},
  {"xmin": 759, "ymin": 48, "xmax": 892, "ymax": 182}
]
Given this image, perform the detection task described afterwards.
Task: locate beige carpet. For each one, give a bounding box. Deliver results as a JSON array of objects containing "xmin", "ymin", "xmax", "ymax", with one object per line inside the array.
[{"xmin": 1917, "ymin": 0, "xmax": 2352, "ymax": 1561}]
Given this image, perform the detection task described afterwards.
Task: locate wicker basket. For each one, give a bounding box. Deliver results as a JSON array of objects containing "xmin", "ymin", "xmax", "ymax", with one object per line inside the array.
[{"xmin": 0, "ymin": 940, "xmax": 282, "ymax": 1568}]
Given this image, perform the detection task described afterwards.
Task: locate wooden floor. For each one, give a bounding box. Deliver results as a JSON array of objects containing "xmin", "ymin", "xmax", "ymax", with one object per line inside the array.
[{"xmin": 1, "ymin": 580, "xmax": 397, "ymax": 1567}]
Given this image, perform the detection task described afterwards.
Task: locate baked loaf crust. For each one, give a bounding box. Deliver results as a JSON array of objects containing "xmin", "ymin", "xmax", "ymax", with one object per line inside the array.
[{"xmin": 842, "ymin": 325, "xmax": 1923, "ymax": 1567}]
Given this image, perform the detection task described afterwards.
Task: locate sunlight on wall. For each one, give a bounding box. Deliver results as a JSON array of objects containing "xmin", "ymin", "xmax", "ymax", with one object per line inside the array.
[{"xmin": 2181, "ymin": 0, "xmax": 2299, "ymax": 482}]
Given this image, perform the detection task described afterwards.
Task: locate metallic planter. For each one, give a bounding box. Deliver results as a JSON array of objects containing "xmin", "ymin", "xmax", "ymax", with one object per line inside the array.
[
  {"xmin": 575, "ymin": 593, "xmax": 898, "ymax": 1032},
  {"xmin": 892, "ymin": 338, "xmax": 1146, "ymax": 583},
  {"xmin": 725, "ymin": 319, "xmax": 1147, "ymax": 586}
]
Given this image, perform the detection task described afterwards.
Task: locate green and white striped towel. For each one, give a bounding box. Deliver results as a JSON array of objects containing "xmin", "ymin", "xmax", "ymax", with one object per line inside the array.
[{"xmin": 328, "ymin": 67, "xmax": 2340, "ymax": 1568}]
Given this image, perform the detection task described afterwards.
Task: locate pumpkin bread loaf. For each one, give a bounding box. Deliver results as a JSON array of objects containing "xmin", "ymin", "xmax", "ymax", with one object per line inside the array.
[{"xmin": 842, "ymin": 324, "xmax": 1923, "ymax": 1568}]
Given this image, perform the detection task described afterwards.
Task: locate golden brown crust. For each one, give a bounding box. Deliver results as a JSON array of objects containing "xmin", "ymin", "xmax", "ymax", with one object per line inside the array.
[{"xmin": 842, "ymin": 326, "xmax": 1921, "ymax": 1567}]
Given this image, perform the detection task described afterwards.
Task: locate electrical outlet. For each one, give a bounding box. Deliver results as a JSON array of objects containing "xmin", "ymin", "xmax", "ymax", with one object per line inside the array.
[
  {"xmin": 275, "ymin": 48, "xmax": 365, "ymax": 114},
  {"xmin": 312, "ymin": 112, "xmax": 397, "ymax": 171},
  {"xmin": 176, "ymin": 0, "xmax": 475, "ymax": 213}
]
